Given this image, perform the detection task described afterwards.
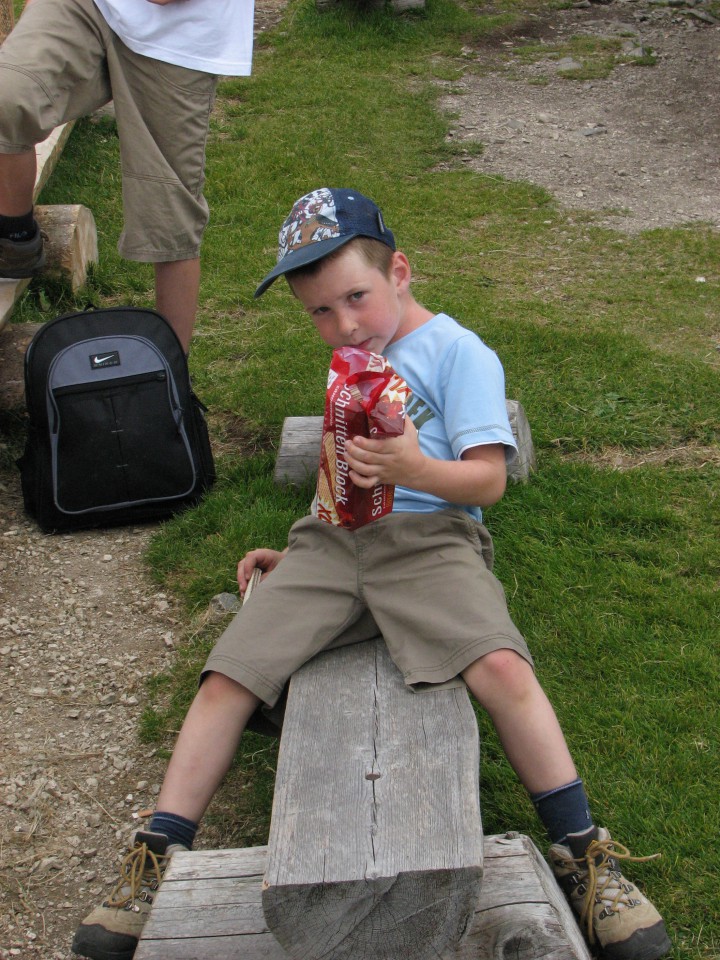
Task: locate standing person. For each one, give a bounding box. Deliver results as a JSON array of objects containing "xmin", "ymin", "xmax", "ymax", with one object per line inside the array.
[
  {"xmin": 72, "ymin": 188, "xmax": 671, "ymax": 960},
  {"xmin": 0, "ymin": 0, "xmax": 255, "ymax": 352}
]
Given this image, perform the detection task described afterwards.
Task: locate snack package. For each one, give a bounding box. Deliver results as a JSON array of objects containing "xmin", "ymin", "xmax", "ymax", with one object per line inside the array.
[{"xmin": 313, "ymin": 346, "xmax": 410, "ymax": 530}]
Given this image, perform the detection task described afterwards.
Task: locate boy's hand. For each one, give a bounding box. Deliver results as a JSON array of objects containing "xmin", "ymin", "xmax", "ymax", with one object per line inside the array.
[
  {"xmin": 237, "ymin": 548, "xmax": 287, "ymax": 597},
  {"xmin": 345, "ymin": 417, "xmax": 424, "ymax": 489}
]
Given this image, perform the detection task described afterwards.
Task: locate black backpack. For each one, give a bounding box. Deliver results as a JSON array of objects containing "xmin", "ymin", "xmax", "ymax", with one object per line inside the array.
[{"xmin": 18, "ymin": 306, "xmax": 216, "ymax": 532}]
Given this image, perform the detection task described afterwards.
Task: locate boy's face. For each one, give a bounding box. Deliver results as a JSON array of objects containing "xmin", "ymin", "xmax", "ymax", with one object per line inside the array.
[{"xmin": 289, "ymin": 246, "xmax": 411, "ymax": 355}]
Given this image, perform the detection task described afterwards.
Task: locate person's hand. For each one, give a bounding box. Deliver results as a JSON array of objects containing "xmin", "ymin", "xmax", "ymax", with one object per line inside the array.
[
  {"xmin": 344, "ymin": 417, "xmax": 424, "ymax": 490},
  {"xmin": 237, "ymin": 548, "xmax": 287, "ymax": 597}
]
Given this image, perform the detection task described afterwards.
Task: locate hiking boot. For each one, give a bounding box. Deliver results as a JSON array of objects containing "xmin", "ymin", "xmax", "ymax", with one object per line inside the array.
[
  {"xmin": 71, "ymin": 830, "xmax": 186, "ymax": 960},
  {"xmin": 549, "ymin": 828, "xmax": 671, "ymax": 960},
  {"xmin": 0, "ymin": 227, "xmax": 46, "ymax": 279}
]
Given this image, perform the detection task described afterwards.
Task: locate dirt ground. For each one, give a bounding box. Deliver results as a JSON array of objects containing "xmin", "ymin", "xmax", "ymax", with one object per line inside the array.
[
  {"xmin": 437, "ymin": 0, "xmax": 720, "ymax": 232},
  {"xmin": 1, "ymin": 0, "xmax": 718, "ymax": 957}
]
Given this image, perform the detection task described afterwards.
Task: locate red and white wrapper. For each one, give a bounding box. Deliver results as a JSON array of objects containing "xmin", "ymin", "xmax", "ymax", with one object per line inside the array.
[{"xmin": 312, "ymin": 346, "xmax": 410, "ymax": 530}]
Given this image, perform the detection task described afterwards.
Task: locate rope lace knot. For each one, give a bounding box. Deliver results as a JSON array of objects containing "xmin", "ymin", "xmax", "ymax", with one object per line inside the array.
[
  {"xmin": 103, "ymin": 841, "xmax": 168, "ymax": 912},
  {"xmin": 573, "ymin": 836, "xmax": 661, "ymax": 944}
]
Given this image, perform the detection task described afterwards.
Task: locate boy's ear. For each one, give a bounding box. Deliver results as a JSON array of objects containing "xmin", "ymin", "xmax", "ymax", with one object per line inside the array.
[{"xmin": 390, "ymin": 250, "xmax": 412, "ymax": 291}]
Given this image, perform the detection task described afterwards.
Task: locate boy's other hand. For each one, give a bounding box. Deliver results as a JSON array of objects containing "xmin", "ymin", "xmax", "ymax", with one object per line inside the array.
[
  {"xmin": 237, "ymin": 548, "xmax": 287, "ymax": 597},
  {"xmin": 345, "ymin": 417, "xmax": 424, "ymax": 490}
]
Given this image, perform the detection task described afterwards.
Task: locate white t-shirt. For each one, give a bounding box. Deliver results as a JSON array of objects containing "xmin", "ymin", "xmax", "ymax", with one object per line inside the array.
[
  {"xmin": 93, "ymin": 0, "xmax": 255, "ymax": 76},
  {"xmin": 383, "ymin": 313, "xmax": 517, "ymax": 522}
]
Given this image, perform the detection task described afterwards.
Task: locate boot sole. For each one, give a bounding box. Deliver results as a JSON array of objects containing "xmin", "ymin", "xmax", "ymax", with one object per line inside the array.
[
  {"xmin": 0, "ymin": 256, "xmax": 46, "ymax": 280},
  {"xmin": 71, "ymin": 923, "xmax": 139, "ymax": 960},
  {"xmin": 602, "ymin": 921, "xmax": 672, "ymax": 960}
]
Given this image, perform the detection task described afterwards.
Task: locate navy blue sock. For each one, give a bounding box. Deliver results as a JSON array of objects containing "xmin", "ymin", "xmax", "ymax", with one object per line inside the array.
[
  {"xmin": 0, "ymin": 210, "xmax": 36, "ymax": 242},
  {"xmin": 148, "ymin": 811, "xmax": 198, "ymax": 850},
  {"xmin": 530, "ymin": 778, "xmax": 594, "ymax": 845}
]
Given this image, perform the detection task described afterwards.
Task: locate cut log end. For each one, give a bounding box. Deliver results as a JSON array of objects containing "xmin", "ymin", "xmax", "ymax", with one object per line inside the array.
[
  {"xmin": 263, "ymin": 867, "xmax": 483, "ymax": 960},
  {"xmin": 34, "ymin": 204, "xmax": 98, "ymax": 292}
]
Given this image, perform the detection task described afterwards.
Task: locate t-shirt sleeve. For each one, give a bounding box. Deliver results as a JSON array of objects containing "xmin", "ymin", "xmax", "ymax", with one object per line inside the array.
[{"xmin": 439, "ymin": 335, "xmax": 518, "ymax": 465}]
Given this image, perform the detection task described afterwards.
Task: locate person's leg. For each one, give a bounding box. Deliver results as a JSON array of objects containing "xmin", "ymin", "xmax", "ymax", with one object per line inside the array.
[
  {"xmin": 73, "ymin": 519, "xmax": 364, "ymax": 960},
  {"xmin": 463, "ymin": 649, "xmax": 670, "ymax": 960},
  {"xmin": 154, "ymin": 258, "xmax": 201, "ymax": 353},
  {"xmin": 107, "ymin": 38, "xmax": 217, "ymax": 351},
  {"xmin": 462, "ymin": 649, "xmax": 577, "ymax": 794},
  {"xmin": 0, "ymin": 0, "xmax": 111, "ymax": 278},
  {"xmin": 0, "ymin": 151, "xmax": 36, "ymax": 216},
  {"xmin": 154, "ymin": 671, "xmax": 260, "ymax": 823},
  {"xmin": 72, "ymin": 672, "xmax": 260, "ymax": 960},
  {"xmin": 0, "ymin": 151, "xmax": 45, "ymax": 276}
]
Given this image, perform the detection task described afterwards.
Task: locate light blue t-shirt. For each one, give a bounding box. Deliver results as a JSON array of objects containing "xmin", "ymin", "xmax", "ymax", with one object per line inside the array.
[{"xmin": 383, "ymin": 313, "xmax": 517, "ymax": 522}]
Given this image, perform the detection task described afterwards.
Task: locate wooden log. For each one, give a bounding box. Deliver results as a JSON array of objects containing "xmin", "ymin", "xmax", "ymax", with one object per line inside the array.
[
  {"xmin": 34, "ymin": 203, "xmax": 98, "ymax": 291},
  {"xmin": 0, "ymin": 123, "xmax": 77, "ymax": 331},
  {"xmin": 136, "ymin": 836, "xmax": 591, "ymax": 960},
  {"xmin": 262, "ymin": 638, "xmax": 484, "ymax": 960},
  {"xmin": 273, "ymin": 399, "xmax": 535, "ymax": 489}
]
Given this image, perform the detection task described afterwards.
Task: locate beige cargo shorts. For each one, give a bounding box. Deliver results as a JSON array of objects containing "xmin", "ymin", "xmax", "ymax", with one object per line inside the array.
[
  {"xmin": 203, "ymin": 510, "xmax": 534, "ymax": 723},
  {"xmin": 0, "ymin": 0, "xmax": 218, "ymax": 261}
]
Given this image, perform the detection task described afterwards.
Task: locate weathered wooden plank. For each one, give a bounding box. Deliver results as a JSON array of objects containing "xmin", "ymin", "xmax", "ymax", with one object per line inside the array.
[
  {"xmin": 33, "ymin": 123, "xmax": 76, "ymax": 200},
  {"xmin": 163, "ymin": 846, "xmax": 270, "ymax": 881},
  {"xmin": 136, "ymin": 836, "xmax": 590, "ymax": 960},
  {"xmin": 0, "ymin": 277, "xmax": 30, "ymax": 331},
  {"xmin": 273, "ymin": 399, "xmax": 535, "ymax": 490},
  {"xmin": 262, "ymin": 638, "xmax": 483, "ymax": 960},
  {"xmin": 135, "ymin": 847, "xmax": 288, "ymax": 960},
  {"xmin": 136, "ymin": 933, "xmax": 288, "ymax": 960},
  {"xmin": 0, "ymin": 123, "xmax": 77, "ymax": 330}
]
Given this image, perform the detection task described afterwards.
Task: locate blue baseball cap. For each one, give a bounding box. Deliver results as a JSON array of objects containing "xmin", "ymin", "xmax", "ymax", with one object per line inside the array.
[{"xmin": 254, "ymin": 187, "xmax": 396, "ymax": 298}]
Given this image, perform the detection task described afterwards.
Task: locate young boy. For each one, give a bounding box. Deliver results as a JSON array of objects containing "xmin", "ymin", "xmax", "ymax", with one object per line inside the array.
[{"xmin": 72, "ymin": 188, "xmax": 671, "ymax": 960}]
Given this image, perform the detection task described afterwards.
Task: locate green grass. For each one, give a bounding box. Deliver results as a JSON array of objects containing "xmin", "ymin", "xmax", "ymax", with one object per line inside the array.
[{"xmin": 8, "ymin": 0, "xmax": 719, "ymax": 955}]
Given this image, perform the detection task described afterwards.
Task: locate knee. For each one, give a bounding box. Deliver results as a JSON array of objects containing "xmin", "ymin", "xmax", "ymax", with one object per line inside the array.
[
  {"xmin": 0, "ymin": 68, "xmax": 52, "ymax": 147},
  {"xmin": 463, "ymin": 648, "xmax": 536, "ymax": 704}
]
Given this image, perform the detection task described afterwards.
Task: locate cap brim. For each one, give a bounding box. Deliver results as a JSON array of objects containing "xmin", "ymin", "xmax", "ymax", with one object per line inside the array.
[{"xmin": 253, "ymin": 234, "xmax": 357, "ymax": 298}]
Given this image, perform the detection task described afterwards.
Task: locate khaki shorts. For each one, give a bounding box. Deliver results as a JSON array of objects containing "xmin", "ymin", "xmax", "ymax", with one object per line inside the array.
[
  {"xmin": 0, "ymin": 0, "xmax": 218, "ymax": 261},
  {"xmin": 204, "ymin": 510, "xmax": 533, "ymax": 726}
]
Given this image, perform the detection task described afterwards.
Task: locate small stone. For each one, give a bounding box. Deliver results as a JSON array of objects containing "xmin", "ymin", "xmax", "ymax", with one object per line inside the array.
[
  {"xmin": 207, "ymin": 593, "xmax": 242, "ymax": 619},
  {"xmin": 557, "ymin": 57, "xmax": 583, "ymax": 71}
]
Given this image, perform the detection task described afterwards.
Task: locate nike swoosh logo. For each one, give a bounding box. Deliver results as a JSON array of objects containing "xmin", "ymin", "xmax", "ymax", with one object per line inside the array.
[{"xmin": 93, "ymin": 354, "xmax": 117, "ymax": 364}]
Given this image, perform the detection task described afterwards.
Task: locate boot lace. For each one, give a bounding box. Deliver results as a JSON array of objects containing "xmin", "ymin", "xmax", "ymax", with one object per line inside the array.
[
  {"xmin": 574, "ymin": 836, "xmax": 661, "ymax": 944},
  {"xmin": 104, "ymin": 841, "xmax": 168, "ymax": 912}
]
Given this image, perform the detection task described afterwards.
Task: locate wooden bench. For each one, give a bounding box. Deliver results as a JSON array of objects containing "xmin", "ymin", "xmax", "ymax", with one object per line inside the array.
[
  {"xmin": 136, "ymin": 834, "xmax": 590, "ymax": 959},
  {"xmin": 137, "ymin": 644, "xmax": 589, "ymax": 960},
  {"xmin": 274, "ymin": 399, "xmax": 536, "ymax": 489}
]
